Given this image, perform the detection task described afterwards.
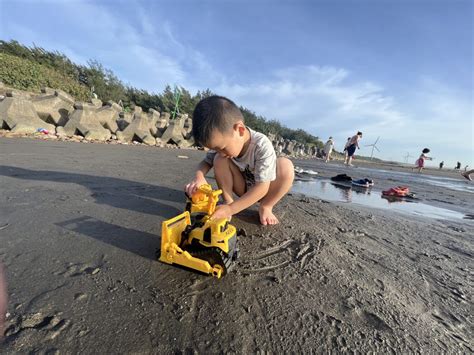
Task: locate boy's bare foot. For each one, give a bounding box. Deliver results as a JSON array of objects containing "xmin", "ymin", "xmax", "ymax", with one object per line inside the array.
[{"xmin": 259, "ymin": 205, "xmax": 279, "ymax": 225}]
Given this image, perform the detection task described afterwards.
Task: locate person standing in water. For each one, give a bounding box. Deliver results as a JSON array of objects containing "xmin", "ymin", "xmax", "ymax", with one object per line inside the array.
[
  {"xmin": 439, "ymin": 161, "xmax": 444, "ymax": 169},
  {"xmin": 344, "ymin": 132, "xmax": 362, "ymax": 166}
]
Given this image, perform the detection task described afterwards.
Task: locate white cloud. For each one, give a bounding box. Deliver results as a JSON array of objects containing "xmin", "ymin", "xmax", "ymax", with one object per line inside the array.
[
  {"xmin": 215, "ymin": 66, "xmax": 472, "ymax": 166},
  {"xmin": 217, "ymin": 65, "xmax": 405, "ymax": 132}
]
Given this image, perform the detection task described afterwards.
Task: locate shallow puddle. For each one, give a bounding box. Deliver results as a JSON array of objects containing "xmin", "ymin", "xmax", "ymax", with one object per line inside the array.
[{"xmin": 292, "ymin": 179, "xmax": 468, "ymax": 221}]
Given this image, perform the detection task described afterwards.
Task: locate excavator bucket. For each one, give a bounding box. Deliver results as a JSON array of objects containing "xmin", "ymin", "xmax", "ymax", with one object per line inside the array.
[{"xmin": 185, "ymin": 184, "xmax": 222, "ymax": 216}]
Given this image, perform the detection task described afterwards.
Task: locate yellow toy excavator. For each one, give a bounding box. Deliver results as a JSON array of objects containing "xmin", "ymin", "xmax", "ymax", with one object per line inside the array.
[{"xmin": 159, "ymin": 184, "xmax": 239, "ymax": 278}]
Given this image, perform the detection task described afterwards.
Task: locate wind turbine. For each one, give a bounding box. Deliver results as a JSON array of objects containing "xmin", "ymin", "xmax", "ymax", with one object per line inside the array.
[
  {"xmin": 365, "ymin": 136, "xmax": 381, "ymax": 160},
  {"xmin": 403, "ymin": 152, "xmax": 413, "ymax": 164}
]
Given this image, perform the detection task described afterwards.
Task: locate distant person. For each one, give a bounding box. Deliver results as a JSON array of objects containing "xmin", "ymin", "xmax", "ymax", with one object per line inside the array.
[
  {"xmin": 455, "ymin": 161, "xmax": 461, "ymax": 170},
  {"xmin": 439, "ymin": 161, "xmax": 444, "ymax": 169},
  {"xmin": 185, "ymin": 95, "xmax": 294, "ymax": 225},
  {"xmin": 344, "ymin": 132, "xmax": 362, "ymax": 166},
  {"xmin": 462, "ymin": 169, "xmax": 473, "ymax": 181},
  {"xmin": 413, "ymin": 148, "xmax": 432, "ymax": 173},
  {"xmin": 323, "ymin": 137, "xmax": 335, "ymax": 163},
  {"xmin": 464, "ymin": 165, "xmax": 469, "ymax": 172},
  {"xmin": 343, "ymin": 137, "xmax": 351, "ymax": 158}
]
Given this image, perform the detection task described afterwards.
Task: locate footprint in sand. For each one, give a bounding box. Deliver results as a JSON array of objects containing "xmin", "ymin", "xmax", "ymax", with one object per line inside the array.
[
  {"xmin": 5, "ymin": 312, "xmax": 70, "ymax": 340},
  {"xmin": 54, "ymin": 263, "xmax": 102, "ymax": 277},
  {"xmin": 354, "ymin": 308, "xmax": 392, "ymax": 332},
  {"xmin": 74, "ymin": 293, "xmax": 87, "ymax": 301}
]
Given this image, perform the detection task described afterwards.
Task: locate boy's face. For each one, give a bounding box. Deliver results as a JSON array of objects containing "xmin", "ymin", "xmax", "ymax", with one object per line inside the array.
[{"xmin": 206, "ymin": 122, "xmax": 247, "ymax": 159}]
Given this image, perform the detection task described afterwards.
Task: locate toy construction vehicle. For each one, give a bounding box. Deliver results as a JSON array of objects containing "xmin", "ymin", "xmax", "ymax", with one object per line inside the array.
[{"xmin": 159, "ymin": 184, "xmax": 238, "ymax": 278}]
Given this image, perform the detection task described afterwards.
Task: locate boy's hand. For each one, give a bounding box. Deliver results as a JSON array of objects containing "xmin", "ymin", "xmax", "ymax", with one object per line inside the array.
[
  {"xmin": 211, "ymin": 204, "xmax": 233, "ymax": 220},
  {"xmin": 185, "ymin": 176, "xmax": 208, "ymax": 197}
]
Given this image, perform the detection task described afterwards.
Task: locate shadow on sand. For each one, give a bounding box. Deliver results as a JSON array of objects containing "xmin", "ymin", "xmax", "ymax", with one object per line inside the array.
[
  {"xmin": 56, "ymin": 216, "xmax": 159, "ymax": 260},
  {"xmin": 0, "ymin": 165, "xmax": 186, "ymax": 259},
  {"xmin": 0, "ymin": 165, "xmax": 183, "ymax": 217}
]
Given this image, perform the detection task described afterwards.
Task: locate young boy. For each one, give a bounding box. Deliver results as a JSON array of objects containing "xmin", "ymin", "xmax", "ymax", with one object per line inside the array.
[{"xmin": 185, "ymin": 96, "xmax": 294, "ymax": 225}]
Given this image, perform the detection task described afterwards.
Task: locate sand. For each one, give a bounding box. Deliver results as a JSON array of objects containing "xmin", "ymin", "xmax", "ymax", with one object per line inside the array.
[{"xmin": 0, "ymin": 137, "xmax": 472, "ymax": 353}]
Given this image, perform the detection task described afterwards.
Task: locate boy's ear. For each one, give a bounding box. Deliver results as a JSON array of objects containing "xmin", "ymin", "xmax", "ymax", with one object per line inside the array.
[{"xmin": 234, "ymin": 121, "xmax": 246, "ymax": 136}]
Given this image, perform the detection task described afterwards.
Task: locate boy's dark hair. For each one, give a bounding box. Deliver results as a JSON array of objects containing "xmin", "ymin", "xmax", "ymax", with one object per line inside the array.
[
  {"xmin": 357, "ymin": 131, "xmax": 363, "ymax": 136},
  {"xmin": 192, "ymin": 95, "xmax": 244, "ymax": 146},
  {"xmin": 422, "ymin": 148, "xmax": 430, "ymax": 153}
]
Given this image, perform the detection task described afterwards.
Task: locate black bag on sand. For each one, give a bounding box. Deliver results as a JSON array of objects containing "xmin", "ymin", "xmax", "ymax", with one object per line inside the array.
[{"xmin": 331, "ymin": 174, "xmax": 352, "ymax": 182}]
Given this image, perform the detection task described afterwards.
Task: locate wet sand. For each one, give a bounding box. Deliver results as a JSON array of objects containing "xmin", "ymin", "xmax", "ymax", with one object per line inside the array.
[{"xmin": 0, "ymin": 137, "xmax": 472, "ymax": 353}]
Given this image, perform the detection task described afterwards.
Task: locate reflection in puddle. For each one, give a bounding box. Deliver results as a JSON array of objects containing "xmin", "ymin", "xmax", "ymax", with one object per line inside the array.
[{"xmin": 292, "ymin": 179, "xmax": 467, "ymax": 221}]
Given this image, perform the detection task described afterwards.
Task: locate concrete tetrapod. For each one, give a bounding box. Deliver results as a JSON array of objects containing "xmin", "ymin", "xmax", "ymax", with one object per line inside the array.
[
  {"xmin": 95, "ymin": 101, "xmax": 121, "ymax": 133},
  {"xmin": 160, "ymin": 116, "xmax": 185, "ymax": 144},
  {"xmin": 0, "ymin": 92, "xmax": 56, "ymax": 134},
  {"xmin": 56, "ymin": 103, "xmax": 111, "ymax": 141},
  {"xmin": 32, "ymin": 88, "xmax": 74, "ymax": 126},
  {"xmin": 116, "ymin": 107, "xmax": 158, "ymax": 145}
]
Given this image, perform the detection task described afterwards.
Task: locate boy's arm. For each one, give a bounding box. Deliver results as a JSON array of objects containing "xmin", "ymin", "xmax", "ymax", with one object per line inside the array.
[
  {"xmin": 185, "ymin": 160, "xmax": 212, "ymax": 196},
  {"xmin": 196, "ymin": 160, "xmax": 212, "ymax": 179},
  {"xmin": 212, "ymin": 181, "xmax": 270, "ymax": 219}
]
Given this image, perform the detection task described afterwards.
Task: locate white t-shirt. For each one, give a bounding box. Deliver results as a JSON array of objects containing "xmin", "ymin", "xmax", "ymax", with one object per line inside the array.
[
  {"xmin": 204, "ymin": 128, "xmax": 277, "ymax": 188},
  {"xmin": 324, "ymin": 139, "xmax": 334, "ymax": 153}
]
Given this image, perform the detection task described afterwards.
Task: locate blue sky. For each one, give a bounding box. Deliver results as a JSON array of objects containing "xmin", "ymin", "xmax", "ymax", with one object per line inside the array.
[{"xmin": 1, "ymin": 0, "xmax": 472, "ymax": 167}]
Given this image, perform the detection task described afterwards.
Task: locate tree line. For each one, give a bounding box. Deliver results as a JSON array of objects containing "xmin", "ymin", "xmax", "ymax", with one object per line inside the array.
[{"xmin": 0, "ymin": 40, "xmax": 322, "ymax": 147}]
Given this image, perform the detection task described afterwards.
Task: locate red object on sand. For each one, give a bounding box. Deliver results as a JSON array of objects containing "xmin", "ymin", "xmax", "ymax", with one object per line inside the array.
[{"xmin": 382, "ymin": 186, "xmax": 410, "ymax": 197}]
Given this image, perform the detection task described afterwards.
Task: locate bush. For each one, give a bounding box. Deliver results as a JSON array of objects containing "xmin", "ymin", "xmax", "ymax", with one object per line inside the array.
[{"xmin": 0, "ymin": 53, "xmax": 89, "ymax": 100}]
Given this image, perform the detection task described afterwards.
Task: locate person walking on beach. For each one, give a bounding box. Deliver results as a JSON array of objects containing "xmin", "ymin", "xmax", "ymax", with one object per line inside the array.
[
  {"xmin": 413, "ymin": 148, "xmax": 432, "ymax": 173},
  {"xmin": 455, "ymin": 161, "xmax": 461, "ymax": 170},
  {"xmin": 462, "ymin": 169, "xmax": 473, "ymax": 181},
  {"xmin": 344, "ymin": 132, "xmax": 362, "ymax": 166},
  {"xmin": 343, "ymin": 137, "xmax": 351, "ymax": 158},
  {"xmin": 323, "ymin": 137, "xmax": 335, "ymax": 163},
  {"xmin": 439, "ymin": 161, "xmax": 444, "ymax": 169}
]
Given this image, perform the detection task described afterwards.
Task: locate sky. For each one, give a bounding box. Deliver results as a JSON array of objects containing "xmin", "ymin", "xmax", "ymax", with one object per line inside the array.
[{"xmin": 0, "ymin": 0, "xmax": 472, "ymax": 167}]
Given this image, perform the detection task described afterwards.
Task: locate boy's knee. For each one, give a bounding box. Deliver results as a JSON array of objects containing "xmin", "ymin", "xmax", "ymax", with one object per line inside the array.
[{"xmin": 277, "ymin": 157, "xmax": 294, "ymax": 180}]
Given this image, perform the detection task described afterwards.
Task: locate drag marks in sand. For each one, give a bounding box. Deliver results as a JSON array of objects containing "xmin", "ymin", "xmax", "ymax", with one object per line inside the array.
[{"xmin": 237, "ymin": 231, "xmax": 323, "ymax": 275}]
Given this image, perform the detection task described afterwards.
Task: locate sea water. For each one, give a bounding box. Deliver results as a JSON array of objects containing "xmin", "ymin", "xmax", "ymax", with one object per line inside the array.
[{"xmin": 292, "ymin": 179, "xmax": 468, "ymax": 221}]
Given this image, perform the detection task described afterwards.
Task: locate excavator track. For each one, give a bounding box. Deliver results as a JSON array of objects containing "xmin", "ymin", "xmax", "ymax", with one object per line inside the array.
[{"xmin": 184, "ymin": 242, "xmax": 238, "ymax": 275}]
